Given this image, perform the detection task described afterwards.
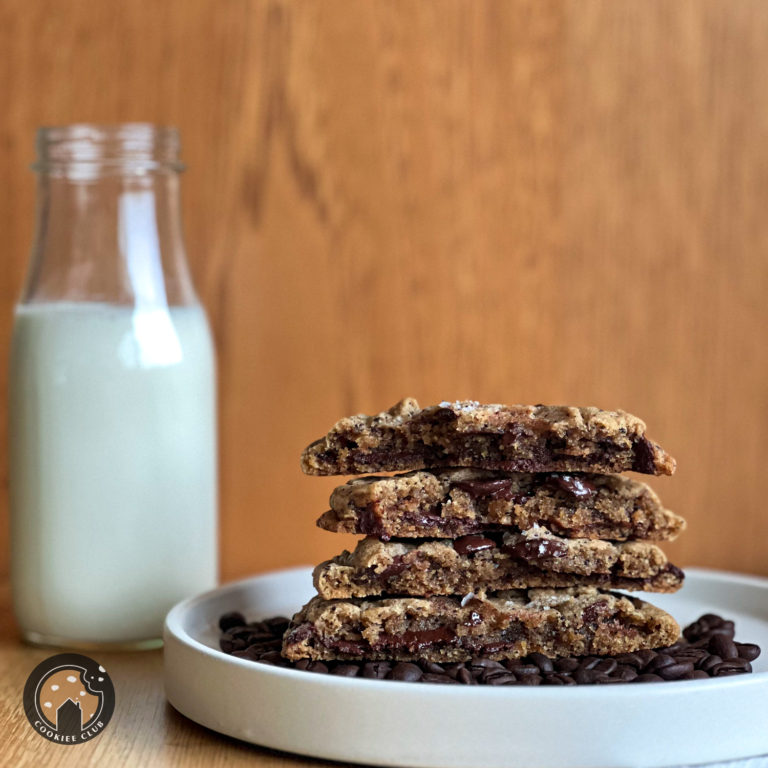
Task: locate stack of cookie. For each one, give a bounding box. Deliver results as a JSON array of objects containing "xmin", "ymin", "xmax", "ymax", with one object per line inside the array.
[{"xmin": 283, "ymin": 399, "xmax": 685, "ymax": 663}]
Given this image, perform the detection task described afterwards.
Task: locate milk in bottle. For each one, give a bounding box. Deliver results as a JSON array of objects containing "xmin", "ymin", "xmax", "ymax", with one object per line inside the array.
[{"xmin": 9, "ymin": 125, "xmax": 218, "ymax": 648}]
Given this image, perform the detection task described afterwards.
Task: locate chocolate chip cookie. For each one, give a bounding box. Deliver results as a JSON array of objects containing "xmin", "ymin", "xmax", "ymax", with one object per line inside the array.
[
  {"xmin": 301, "ymin": 399, "xmax": 676, "ymax": 476},
  {"xmin": 319, "ymin": 468, "xmax": 684, "ymax": 541},
  {"xmin": 282, "ymin": 587, "xmax": 681, "ymax": 662},
  {"xmin": 313, "ymin": 531, "xmax": 684, "ymax": 599}
]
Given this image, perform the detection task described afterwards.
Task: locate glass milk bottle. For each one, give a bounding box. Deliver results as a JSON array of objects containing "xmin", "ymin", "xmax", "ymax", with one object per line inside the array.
[{"xmin": 9, "ymin": 124, "xmax": 218, "ymax": 649}]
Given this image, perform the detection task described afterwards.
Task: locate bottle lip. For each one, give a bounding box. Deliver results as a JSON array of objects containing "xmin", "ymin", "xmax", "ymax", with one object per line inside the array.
[{"xmin": 32, "ymin": 123, "xmax": 185, "ymax": 176}]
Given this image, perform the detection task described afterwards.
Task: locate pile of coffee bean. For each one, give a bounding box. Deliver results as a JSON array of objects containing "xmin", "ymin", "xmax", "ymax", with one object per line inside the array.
[{"xmin": 218, "ymin": 611, "xmax": 760, "ymax": 685}]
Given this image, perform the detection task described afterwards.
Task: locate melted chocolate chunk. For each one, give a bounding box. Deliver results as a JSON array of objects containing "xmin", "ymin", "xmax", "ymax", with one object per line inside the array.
[
  {"xmin": 547, "ymin": 474, "xmax": 597, "ymax": 498},
  {"xmin": 376, "ymin": 626, "xmax": 457, "ymax": 652},
  {"xmin": 453, "ymin": 478, "xmax": 527, "ymax": 503},
  {"xmin": 632, "ymin": 436, "xmax": 658, "ymax": 474},
  {"xmin": 505, "ymin": 537, "xmax": 569, "ymax": 562},
  {"xmin": 378, "ymin": 559, "xmax": 410, "ymax": 580},
  {"xmin": 452, "ymin": 535, "xmax": 496, "ymax": 556},
  {"xmin": 582, "ymin": 600, "xmax": 610, "ymax": 625}
]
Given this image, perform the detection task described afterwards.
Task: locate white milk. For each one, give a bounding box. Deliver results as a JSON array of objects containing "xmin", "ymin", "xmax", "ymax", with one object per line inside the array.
[{"xmin": 10, "ymin": 302, "xmax": 217, "ymax": 644}]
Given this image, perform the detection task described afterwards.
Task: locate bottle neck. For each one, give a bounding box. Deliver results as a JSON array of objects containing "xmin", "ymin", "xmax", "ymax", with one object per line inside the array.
[{"xmin": 21, "ymin": 124, "xmax": 197, "ymax": 308}]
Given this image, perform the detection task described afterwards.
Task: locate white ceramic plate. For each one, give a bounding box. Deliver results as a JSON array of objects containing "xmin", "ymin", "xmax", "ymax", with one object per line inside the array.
[{"xmin": 164, "ymin": 567, "xmax": 768, "ymax": 768}]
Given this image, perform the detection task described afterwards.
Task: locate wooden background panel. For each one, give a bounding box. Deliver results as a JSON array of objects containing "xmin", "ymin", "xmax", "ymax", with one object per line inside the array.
[{"xmin": 0, "ymin": 0, "xmax": 767, "ymax": 591}]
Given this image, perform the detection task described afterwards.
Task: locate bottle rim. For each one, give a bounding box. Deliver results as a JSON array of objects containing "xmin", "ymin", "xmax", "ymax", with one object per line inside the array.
[{"xmin": 32, "ymin": 123, "xmax": 185, "ymax": 175}]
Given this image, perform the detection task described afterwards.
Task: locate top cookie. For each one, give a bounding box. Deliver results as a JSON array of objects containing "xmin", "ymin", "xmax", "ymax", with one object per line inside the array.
[{"xmin": 301, "ymin": 398, "xmax": 676, "ymax": 476}]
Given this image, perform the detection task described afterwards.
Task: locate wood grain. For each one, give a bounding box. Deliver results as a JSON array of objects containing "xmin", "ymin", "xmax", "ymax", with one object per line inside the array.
[{"xmin": 0, "ymin": 0, "xmax": 767, "ymax": 590}]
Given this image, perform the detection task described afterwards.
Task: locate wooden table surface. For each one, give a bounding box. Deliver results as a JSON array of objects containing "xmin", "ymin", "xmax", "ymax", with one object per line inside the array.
[{"xmin": 0, "ymin": 581, "xmax": 336, "ymax": 768}]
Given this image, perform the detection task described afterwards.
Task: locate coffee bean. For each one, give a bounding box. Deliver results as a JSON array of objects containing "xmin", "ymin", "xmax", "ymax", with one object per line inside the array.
[
  {"xmin": 690, "ymin": 669, "xmax": 710, "ymax": 679},
  {"xmin": 737, "ymin": 643, "xmax": 761, "ymax": 661},
  {"xmin": 421, "ymin": 661, "xmax": 445, "ymax": 674},
  {"xmin": 577, "ymin": 657, "xmax": 601, "ymax": 671},
  {"xmin": 486, "ymin": 673, "xmax": 518, "ymax": 685},
  {"xmin": 517, "ymin": 674, "xmax": 542, "ymax": 686},
  {"xmin": 593, "ymin": 659, "xmax": 618, "ymax": 675},
  {"xmin": 260, "ymin": 650, "xmax": 285, "ymax": 664},
  {"xmin": 712, "ymin": 659, "xmax": 752, "ymax": 675},
  {"xmin": 615, "ymin": 665, "xmax": 638, "ymax": 682},
  {"xmin": 390, "ymin": 663, "xmax": 423, "ymax": 682},
  {"xmin": 574, "ymin": 668, "xmax": 598, "ymax": 684},
  {"xmin": 472, "ymin": 658, "xmax": 505, "ymax": 671},
  {"xmin": 362, "ymin": 662, "xmax": 391, "ymax": 679},
  {"xmin": 554, "ymin": 658, "xmax": 580, "ymax": 673},
  {"xmin": 545, "ymin": 673, "xmax": 577, "ymax": 685},
  {"xmin": 218, "ymin": 611, "xmax": 246, "ymax": 632},
  {"xmin": 635, "ymin": 674, "xmax": 664, "ymax": 682},
  {"xmin": 635, "ymin": 650, "xmax": 658, "ymax": 668},
  {"xmin": 444, "ymin": 663, "xmax": 466, "ymax": 680},
  {"xmin": 507, "ymin": 663, "xmax": 539, "ymax": 676},
  {"xmin": 264, "ymin": 616, "xmax": 291, "ymax": 635},
  {"xmin": 331, "ymin": 664, "xmax": 361, "ymax": 677},
  {"xmin": 646, "ymin": 654, "xmax": 676, "ymax": 673},
  {"xmin": 709, "ymin": 635, "xmax": 739, "ymax": 660},
  {"xmin": 594, "ymin": 675, "xmax": 623, "ymax": 684},
  {"xmin": 422, "ymin": 673, "xmax": 460, "ymax": 684},
  {"xmin": 658, "ymin": 661, "xmax": 695, "ymax": 680},
  {"xmin": 527, "ymin": 653, "xmax": 554, "ymax": 674},
  {"xmin": 614, "ymin": 652, "xmax": 642, "ymax": 668},
  {"xmin": 457, "ymin": 668, "xmax": 475, "ymax": 685}
]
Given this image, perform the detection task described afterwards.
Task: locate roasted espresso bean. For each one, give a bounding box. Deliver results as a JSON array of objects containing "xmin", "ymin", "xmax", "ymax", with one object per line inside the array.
[
  {"xmin": 594, "ymin": 675, "xmax": 623, "ymax": 684},
  {"xmin": 545, "ymin": 673, "xmax": 577, "ymax": 686},
  {"xmin": 457, "ymin": 668, "xmax": 475, "ymax": 685},
  {"xmin": 518, "ymin": 674, "xmax": 542, "ymax": 686},
  {"xmin": 613, "ymin": 652, "xmax": 642, "ymax": 668},
  {"xmin": 527, "ymin": 653, "xmax": 555, "ymax": 674},
  {"xmin": 293, "ymin": 660, "xmax": 328, "ymax": 674},
  {"xmin": 645, "ymin": 654, "xmax": 676, "ymax": 673},
  {"xmin": 554, "ymin": 658, "xmax": 580, "ymax": 673},
  {"xmin": 709, "ymin": 635, "xmax": 739, "ymax": 660},
  {"xmin": 264, "ymin": 616, "xmax": 291, "ymax": 634},
  {"xmin": 635, "ymin": 674, "xmax": 664, "ymax": 682},
  {"xmin": 636, "ymin": 649, "xmax": 659, "ymax": 668},
  {"xmin": 573, "ymin": 668, "xmax": 598, "ymax": 684},
  {"xmin": 332, "ymin": 664, "xmax": 361, "ymax": 677},
  {"xmin": 615, "ymin": 665, "xmax": 638, "ymax": 682},
  {"xmin": 697, "ymin": 654, "xmax": 722, "ymax": 672},
  {"xmin": 486, "ymin": 673, "xmax": 518, "ymax": 685},
  {"xmin": 218, "ymin": 611, "xmax": 246, "ymax": 632},
  {"xmin": 737, "ymin": 643, "xmax": 762, "ymax": 661},
  {"xmin": 421, "ymin": 661, "xmax": 446, "ymax": 674},
  {"xmin": 390, "ymin": 662, "xmax": 423, "ymax": 682},
  {"xmin": 422, "ymin": 673, "xmax": 460, "ymax": 684},
  {"xmin": 260, "ymin": 650, "xmax": 286, "ymax": 664},
  {"xmin": 507, "ymin": 664, "xmax": 540, "ymax": 676},
  {"xmin": 362, "ymin": 662, "xmax": 392, "ymax": 679},
  {"xmin": 658, "ymin": 661, "xmax": 695, "ymax": 680},
  {"xmin": 712, "ymin": 659, "xmax": 752, "ymax": 675},
  {"xmin": 473, "ymin": 658, "xmax": 505, "ymax": 670},
  {"xmin": 593, "ymin": 659, "xmax": 618, "ymax": 675},
  {"xmin": 483, "ymin": 668, "xmax": 514, "ymax": 684},
  {"xmin": 690, "ymin": 669, "xmax": 710, "ymax": 680},
  {"xmin": 443, "ymin": 664, "xmax": 462, "ymax": 680}
]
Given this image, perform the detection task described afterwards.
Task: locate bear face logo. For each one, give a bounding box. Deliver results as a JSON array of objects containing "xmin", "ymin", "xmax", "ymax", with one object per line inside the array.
[{"xmin": 24, "ymin": 654, "xmax": 115, "ymax": 744}]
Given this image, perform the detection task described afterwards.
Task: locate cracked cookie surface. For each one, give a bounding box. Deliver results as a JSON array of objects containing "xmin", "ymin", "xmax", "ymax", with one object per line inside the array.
[{"xmin": 301, "ymin": 399, "xmax": 676, "ymax": 476}]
